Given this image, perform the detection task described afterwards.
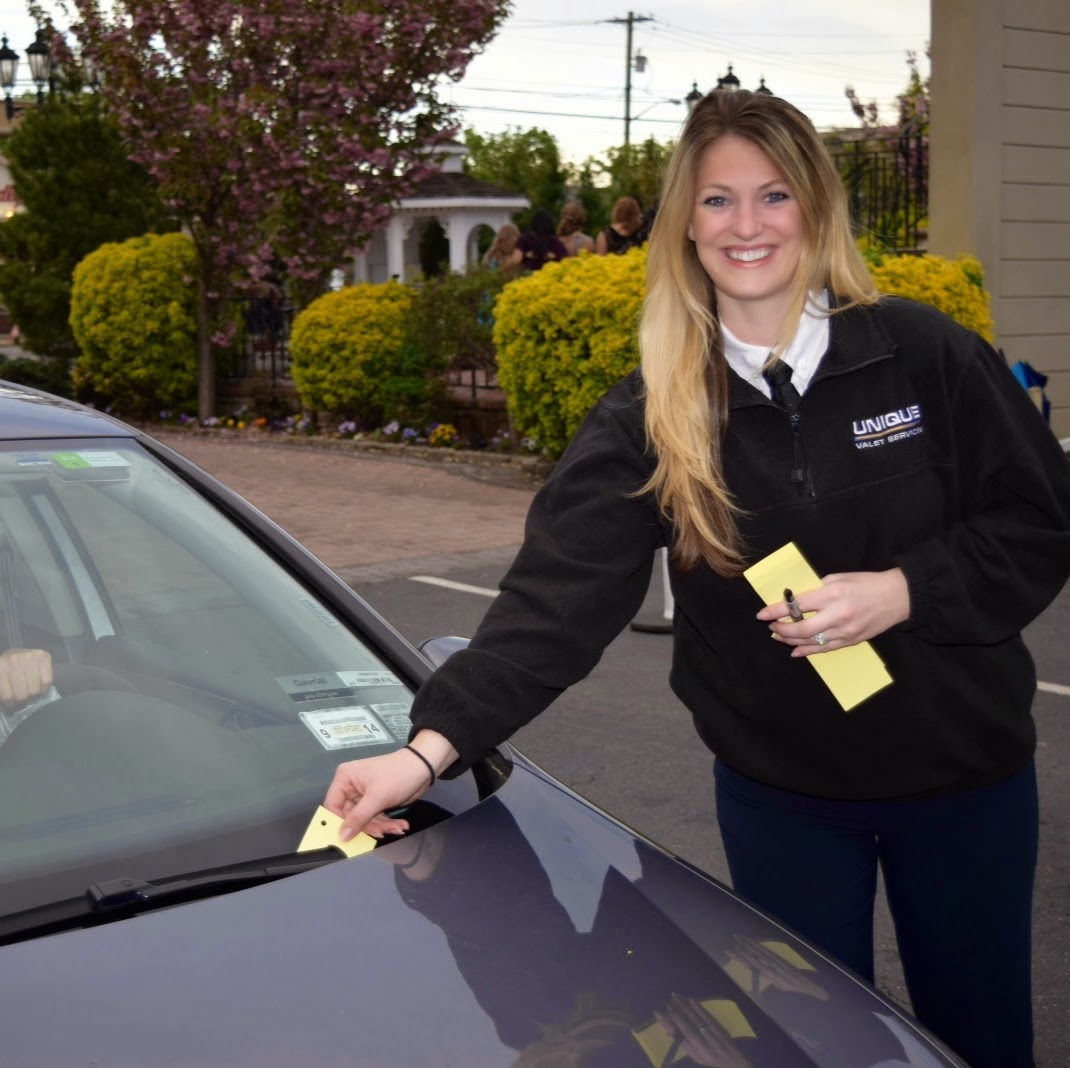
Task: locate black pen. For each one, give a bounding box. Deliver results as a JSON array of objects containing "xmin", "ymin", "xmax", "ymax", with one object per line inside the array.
[{"xmin": 784, "ymin": 588, "xmax": 804, "ymax": 623}]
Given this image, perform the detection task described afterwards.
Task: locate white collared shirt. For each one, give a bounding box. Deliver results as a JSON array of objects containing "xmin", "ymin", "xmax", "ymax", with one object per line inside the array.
[{"xmin": 720, "ymin": 291, "xmax": 831, "ymax": 399}]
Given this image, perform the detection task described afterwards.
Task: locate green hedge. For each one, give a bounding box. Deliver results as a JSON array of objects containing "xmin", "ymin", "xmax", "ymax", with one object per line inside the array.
[
  {"xmin": 493, "ymin": 250, "xmax": 997, "ymax": 459},
  {"xmin": 69, "ymin": 232, "xmax": 198, "ymax": 417},
  {"xmin": 494, "ymin": 248, "xmax": 646, "ymax": 457},
  {"xmin": 290, "ymin": 281, "xmax": 449, "ymax": 426}
]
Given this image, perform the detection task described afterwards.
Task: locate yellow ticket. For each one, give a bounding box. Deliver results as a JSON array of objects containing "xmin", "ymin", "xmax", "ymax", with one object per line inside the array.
[
  {"xmin": 744, "ymin": 542, "xmax": 893, "ymax": 711},
  {"xmin": 297, "ymin": 805, "xmax": 377, "ymax": 859}
]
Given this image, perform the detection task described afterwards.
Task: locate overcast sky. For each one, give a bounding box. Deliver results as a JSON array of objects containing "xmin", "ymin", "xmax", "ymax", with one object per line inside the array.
[{"xmin": 0, "ymin": 0, "xmax": 930, "ymax": 165}]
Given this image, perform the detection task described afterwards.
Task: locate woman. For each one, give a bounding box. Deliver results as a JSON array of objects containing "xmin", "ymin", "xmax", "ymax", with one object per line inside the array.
[
  {"xmin": 594, "ymin": 195, "xmax": 643, "ymax": 255},
  {"xmin": 481, "ymin": 222, "xmax": 523, "ymax": 272},
  {"xmin": 324, "ymin": 90, "xmax": 1070, "ymax": 1068},
  {"xmin": 517, "ymin": 208, "xmax": 568, "ymax": 271},
  {"xmin": 557, "ymin": 201, "xmax": 595, "ymax": 256}
]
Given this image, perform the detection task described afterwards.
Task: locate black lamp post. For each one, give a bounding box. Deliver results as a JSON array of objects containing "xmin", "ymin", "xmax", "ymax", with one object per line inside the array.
[
  {"xmin": 685, "ymin": 68, "xmax": 775, "ymax": 114},
  {"xmin": 0, "ymin": 27, "xmax": 58, "ymax": 120}
]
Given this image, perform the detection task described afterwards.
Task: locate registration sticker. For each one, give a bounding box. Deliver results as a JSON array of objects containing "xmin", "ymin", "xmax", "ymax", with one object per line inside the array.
[
  {"xmin": 51, "ymin": 450, "xmax": 130, "ymax": 469},
  {"xmin": 370, "ymin": 702, "xmax": 413, "ymax": 740},
  {"xmin": 15, "ymin": 452, "xmax": 52, "ymax": 467},
  {"xmin": 336, "ymin": 669, "xmax": 401, "ymax": 690},
  {"xmin": 299, "ymin": 706, "xmax": 388, "ymax": 750}
]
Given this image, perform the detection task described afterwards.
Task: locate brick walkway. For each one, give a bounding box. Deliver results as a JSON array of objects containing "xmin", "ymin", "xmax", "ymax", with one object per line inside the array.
[{"xmin": 153, "ymin": 432, "xmax": 536, "ymax": 583}]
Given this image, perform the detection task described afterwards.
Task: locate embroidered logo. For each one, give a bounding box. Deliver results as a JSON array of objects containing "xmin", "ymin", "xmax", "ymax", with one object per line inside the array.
[{"xmin": 852, "ymin": 404, "xmax": 923, "ymax": 449}]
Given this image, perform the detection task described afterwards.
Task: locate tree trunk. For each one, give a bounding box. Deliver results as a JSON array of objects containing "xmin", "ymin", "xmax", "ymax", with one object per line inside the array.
[{"xmin": 196, "ymin": 274, "xmax": 216, "ymax": 420}]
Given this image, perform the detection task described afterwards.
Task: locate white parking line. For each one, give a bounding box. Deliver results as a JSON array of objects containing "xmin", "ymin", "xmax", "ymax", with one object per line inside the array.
[
  {"xmin": 410, "ymin": 575, "xmax": 498, "ymax": 598},
  {"xmin": 1038, "ymin": 681, "xmax": 1070, "ymax": 698}
]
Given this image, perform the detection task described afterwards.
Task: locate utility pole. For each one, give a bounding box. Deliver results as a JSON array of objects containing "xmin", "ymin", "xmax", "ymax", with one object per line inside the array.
[{"xmin": 607, "ymin": 11, "xmax": 652, "ymax": 147}]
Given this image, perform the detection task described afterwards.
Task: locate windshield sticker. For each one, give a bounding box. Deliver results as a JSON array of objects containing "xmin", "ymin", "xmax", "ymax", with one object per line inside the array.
[
  {"xmin": 337, "ymin": 669, "xmax": 402, "ymax": 689},
  {"xmin": 15, "ymin": 451, "xmax": 52, "ymax": 467},
  {"xmin": 276, "ymin": 672, "xmax": 356, "ymax": 703},
  {"xmin": 300, "ymin": 706, "xmax": 388, "ymax": 750},
  {"xmin": 370, "ymin": 702, "xmax": 413, "ymax": 740},
  {"xmin": 300, "ymin": 598, "xmax": 341, "ymax": 628},
  {"xmin": 51, "ymin": 450, "xmax": 131, "ymax": 469}
]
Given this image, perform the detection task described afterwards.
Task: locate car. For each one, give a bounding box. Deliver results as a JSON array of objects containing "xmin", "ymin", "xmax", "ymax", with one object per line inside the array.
[{"xmin": 0, "ymin": 382, "xmax": 966, "ymax": 1067}]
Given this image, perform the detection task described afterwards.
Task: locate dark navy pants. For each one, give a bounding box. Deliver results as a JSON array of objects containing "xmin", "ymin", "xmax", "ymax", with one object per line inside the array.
[{"xmin": 715, "ymin": 760, "xmax": 1038, "ymax": 1068}]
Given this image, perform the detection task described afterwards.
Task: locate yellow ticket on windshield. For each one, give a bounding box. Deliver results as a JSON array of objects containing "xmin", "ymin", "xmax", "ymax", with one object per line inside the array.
[
  {"xmin": 297, "ymin": 806, "xmax": 377, "ymax": 859},
  {"xmin": 745, "ymin": 542, "xmax": 893, "ymax": 711}
]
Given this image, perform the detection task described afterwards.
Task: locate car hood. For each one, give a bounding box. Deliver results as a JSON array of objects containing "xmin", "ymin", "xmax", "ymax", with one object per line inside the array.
[{"xmin": 0, "ymin": 757, "xmax": 960, "ymax": 1067}]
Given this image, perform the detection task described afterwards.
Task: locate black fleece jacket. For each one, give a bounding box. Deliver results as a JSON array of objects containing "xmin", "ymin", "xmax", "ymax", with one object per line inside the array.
[{"xmin": 410, "ymin": 297, "xmax": 1070, "ymax": 800}]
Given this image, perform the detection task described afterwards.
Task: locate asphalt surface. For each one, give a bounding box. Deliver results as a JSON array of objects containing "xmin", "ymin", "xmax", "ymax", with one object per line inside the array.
[{"xmin": 156, "ymin": 430, "xmax": 1070, "ymax": 1066}]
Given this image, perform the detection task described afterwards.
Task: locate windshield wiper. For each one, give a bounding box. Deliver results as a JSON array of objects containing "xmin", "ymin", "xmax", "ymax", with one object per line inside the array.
[{"xmin": 0, "ymin": 848, "xmax": 345, "ymax": 947}]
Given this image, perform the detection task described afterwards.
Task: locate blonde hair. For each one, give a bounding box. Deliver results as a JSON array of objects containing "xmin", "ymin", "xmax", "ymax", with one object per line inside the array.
[
  {"xmin": 482, "ymin": 222, "xmax": 519, "ymax": 266},
  {"xmin": 640, "ymin": 89, "xmax": 878, "ymax": 575}
]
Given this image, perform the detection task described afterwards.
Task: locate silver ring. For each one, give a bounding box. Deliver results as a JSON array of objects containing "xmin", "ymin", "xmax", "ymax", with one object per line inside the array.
[{"xmin": 813, "ymin": 632, "xmax": 828, "ymax": 646}]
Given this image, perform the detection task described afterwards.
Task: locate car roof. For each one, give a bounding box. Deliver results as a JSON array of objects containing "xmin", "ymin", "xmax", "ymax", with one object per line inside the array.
[{"xmin": 0, "ymin": 382, "xmax": 137, "ymax": 441}]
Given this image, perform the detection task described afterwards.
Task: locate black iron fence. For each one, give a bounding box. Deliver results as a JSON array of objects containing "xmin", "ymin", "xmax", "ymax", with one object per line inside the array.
[
  {"xmin": 223, "ymin": 296, "xmax": 295, "ymax": 385},
  {"xmin": 827, "ymin": 133, "xmax": 928, "ymax": 254}
]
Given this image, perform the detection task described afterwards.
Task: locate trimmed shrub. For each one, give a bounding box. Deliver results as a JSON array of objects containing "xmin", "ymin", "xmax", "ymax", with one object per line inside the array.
[
  {"xmin": 494, "ymin": 249, "xmax": 997, "ymax": 460},
  {"xmin": 70, "ymin": 232, "xmax": 198, "ymax": 417},
  {"xmin": 494, "ymin": 247, "xmax": 646, "ymax": 458},
  {"xmin": 0, "ymin": 355, "xmax": 73, "ymax": 397},
  {"xmin": 290, "ymin": 282, "xmax": 439, "ymax": 425},
  {"xmin": 870, "ymin": 253, "xmax": 994, "ymax": 341}
]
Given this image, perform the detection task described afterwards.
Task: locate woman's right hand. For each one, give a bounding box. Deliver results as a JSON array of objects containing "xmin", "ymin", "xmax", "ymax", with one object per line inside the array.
[{"xmin": 324, "ymin": 729, "xmax": 458, "ymax": 841}]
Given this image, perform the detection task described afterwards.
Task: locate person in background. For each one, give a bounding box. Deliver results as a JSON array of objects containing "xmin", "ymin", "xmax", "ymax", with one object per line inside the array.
[
  {"xmin": 323, "ymin": 88, "xmax": 1070, "ymax": 1068},
  {"xmin": 517, "ymin": 208, "xmax": 568, "ymax": 271},
  {"xmin": 557, "ymin": 202, "xmax": 595, "ymax": 256},
  {"xmin": 594, "ymin": 195, "xmax": 643, "ymax": 255},
  {"xmin": 481, "ymin": 222, "xmax": 523, "ymax": 273}
]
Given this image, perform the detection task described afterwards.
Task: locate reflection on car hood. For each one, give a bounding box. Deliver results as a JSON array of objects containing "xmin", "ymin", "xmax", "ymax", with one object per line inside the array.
[{"xmin": 0, "ymin": 757, "xmax": 960, "ymax": 1067}]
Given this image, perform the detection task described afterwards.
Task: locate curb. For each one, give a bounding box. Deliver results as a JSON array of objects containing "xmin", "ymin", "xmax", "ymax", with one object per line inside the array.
[{"xmin": 139, "ymin": 424, "xmax": 557, "ymax": 487}]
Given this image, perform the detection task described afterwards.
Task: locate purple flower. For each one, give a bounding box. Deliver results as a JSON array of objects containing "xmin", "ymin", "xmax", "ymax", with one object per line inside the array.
[{"xmin": 401, "ymin": 427, "xmax": 418, "ymax": 440}]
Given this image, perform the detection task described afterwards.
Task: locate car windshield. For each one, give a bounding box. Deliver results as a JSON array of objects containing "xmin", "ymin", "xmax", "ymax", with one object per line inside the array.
[{"xmin": 0, "ymin": 437, "xmax": 417, "ymax": 915}]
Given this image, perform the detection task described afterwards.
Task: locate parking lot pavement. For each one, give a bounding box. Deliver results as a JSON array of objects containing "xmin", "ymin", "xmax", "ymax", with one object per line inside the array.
[{"xmin": 152, "ymin": 432, "xmax": 536, "ymax": 581}]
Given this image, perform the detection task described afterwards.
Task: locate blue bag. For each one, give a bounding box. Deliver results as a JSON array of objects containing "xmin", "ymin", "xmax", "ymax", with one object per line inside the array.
[{"xmin": 1010, "ymin": 360, "xmax": 1050, "ymax": 425}]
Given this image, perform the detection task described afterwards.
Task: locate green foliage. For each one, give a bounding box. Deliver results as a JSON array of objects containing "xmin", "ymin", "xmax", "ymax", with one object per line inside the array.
[
  {"xmin": 405, "ymin": 266, "xmax": 512, "ymax": 373},
  {"xmin": 463, "ymin": 127, "xmax": 568, "ymax": 229},
  {"xmin": 0, "ymin": 94, "xmax": 171, "ymax": 362},
  {"xmin": 870, "ymin": 254, "xmax": 994, "ymax": 341},
  {"xmin": 290, "ymin": 282, "xmax": 447, "ymax": 426},
  {"xmin": 595, "ymin": 136, "xmax": 674, "ymax": 216},
  {"xmin": 69, "ymin": 232, "xmax": 199, "ymax": 416},
  {"xmin": 0, "ymin": 356, "xmax": 73, "ymax": 397},
  {"xmin": 494, "ymin": 248, "xmax": 995, "ymax": 459},
  {"xmin": 494, "ymin": 248, "xmax": 647, "ymax": 458}
]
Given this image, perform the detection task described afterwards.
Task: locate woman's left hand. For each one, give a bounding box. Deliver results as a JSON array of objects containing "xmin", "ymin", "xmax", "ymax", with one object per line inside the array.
[{"xmin": 756, "ymin": 568, "xmax": 910, "ymax": 656}]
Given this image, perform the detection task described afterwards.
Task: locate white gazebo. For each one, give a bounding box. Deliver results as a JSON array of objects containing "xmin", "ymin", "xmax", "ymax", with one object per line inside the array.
[{"xmin": 352, "ymin": 142, "xmax": 529, "ymax": 283}]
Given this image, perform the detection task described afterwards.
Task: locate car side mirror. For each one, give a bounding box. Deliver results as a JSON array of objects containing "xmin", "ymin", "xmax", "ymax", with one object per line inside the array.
[{"xmin": 417, "ymin": 635, "xmax": 470, "ymax": 669}]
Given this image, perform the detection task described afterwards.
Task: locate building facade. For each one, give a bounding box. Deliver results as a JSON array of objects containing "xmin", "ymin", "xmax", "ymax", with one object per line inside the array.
[{"xmin": 929, "ymin": 0, "xmax": 1070, "ymax": 438}]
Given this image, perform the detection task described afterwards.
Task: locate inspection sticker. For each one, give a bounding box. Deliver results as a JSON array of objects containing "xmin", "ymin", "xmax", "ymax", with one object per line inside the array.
[
  {"xmin": 370, "ymin": 702, "xmax": 413, "ymax": 740},
  {"xmin": 299, "ymin": 706, "xmax": 388, "ymax": 750},
  {"xmin": 337, "ymin": 669, "xmax": 401, "ymax": 690},
  {"xmin": 51, "ymin": 450, "xmax": 131, "ymax": 469}
]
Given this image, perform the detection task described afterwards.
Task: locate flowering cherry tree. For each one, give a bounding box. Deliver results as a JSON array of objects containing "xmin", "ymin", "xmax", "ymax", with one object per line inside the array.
[{"xmin": 59, "ymin": 0, "xmax": 509, "ymax": 416}]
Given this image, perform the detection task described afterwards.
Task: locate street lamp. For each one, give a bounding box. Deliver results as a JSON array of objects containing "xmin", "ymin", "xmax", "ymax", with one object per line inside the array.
[
  {"xmin": 0, "ymin": 28, "xmax": 56, "ymax": 119},
  {"xmin": 685, "ymin": 68, "xmax": 775, "ymax": 114}
]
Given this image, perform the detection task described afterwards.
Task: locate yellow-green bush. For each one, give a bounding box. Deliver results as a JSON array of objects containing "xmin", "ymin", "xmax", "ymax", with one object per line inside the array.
[
  {"xmin": 70, "ymin": 232, "xmax": 198, "ymax": 416},
  {"xmin": 495, "ymin": 249, "xmax": 996, "ymax": 459},
  {"xmin": 290, "ymin": 282, "xmax": 427, "ymax": 422},
  {"xmin": 870, "ymin": 254, "xmax": 994, "ymax": 341},
  {"xmin": 494, "ymin": 247, "xmax": 646, "ymax": 457}
]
